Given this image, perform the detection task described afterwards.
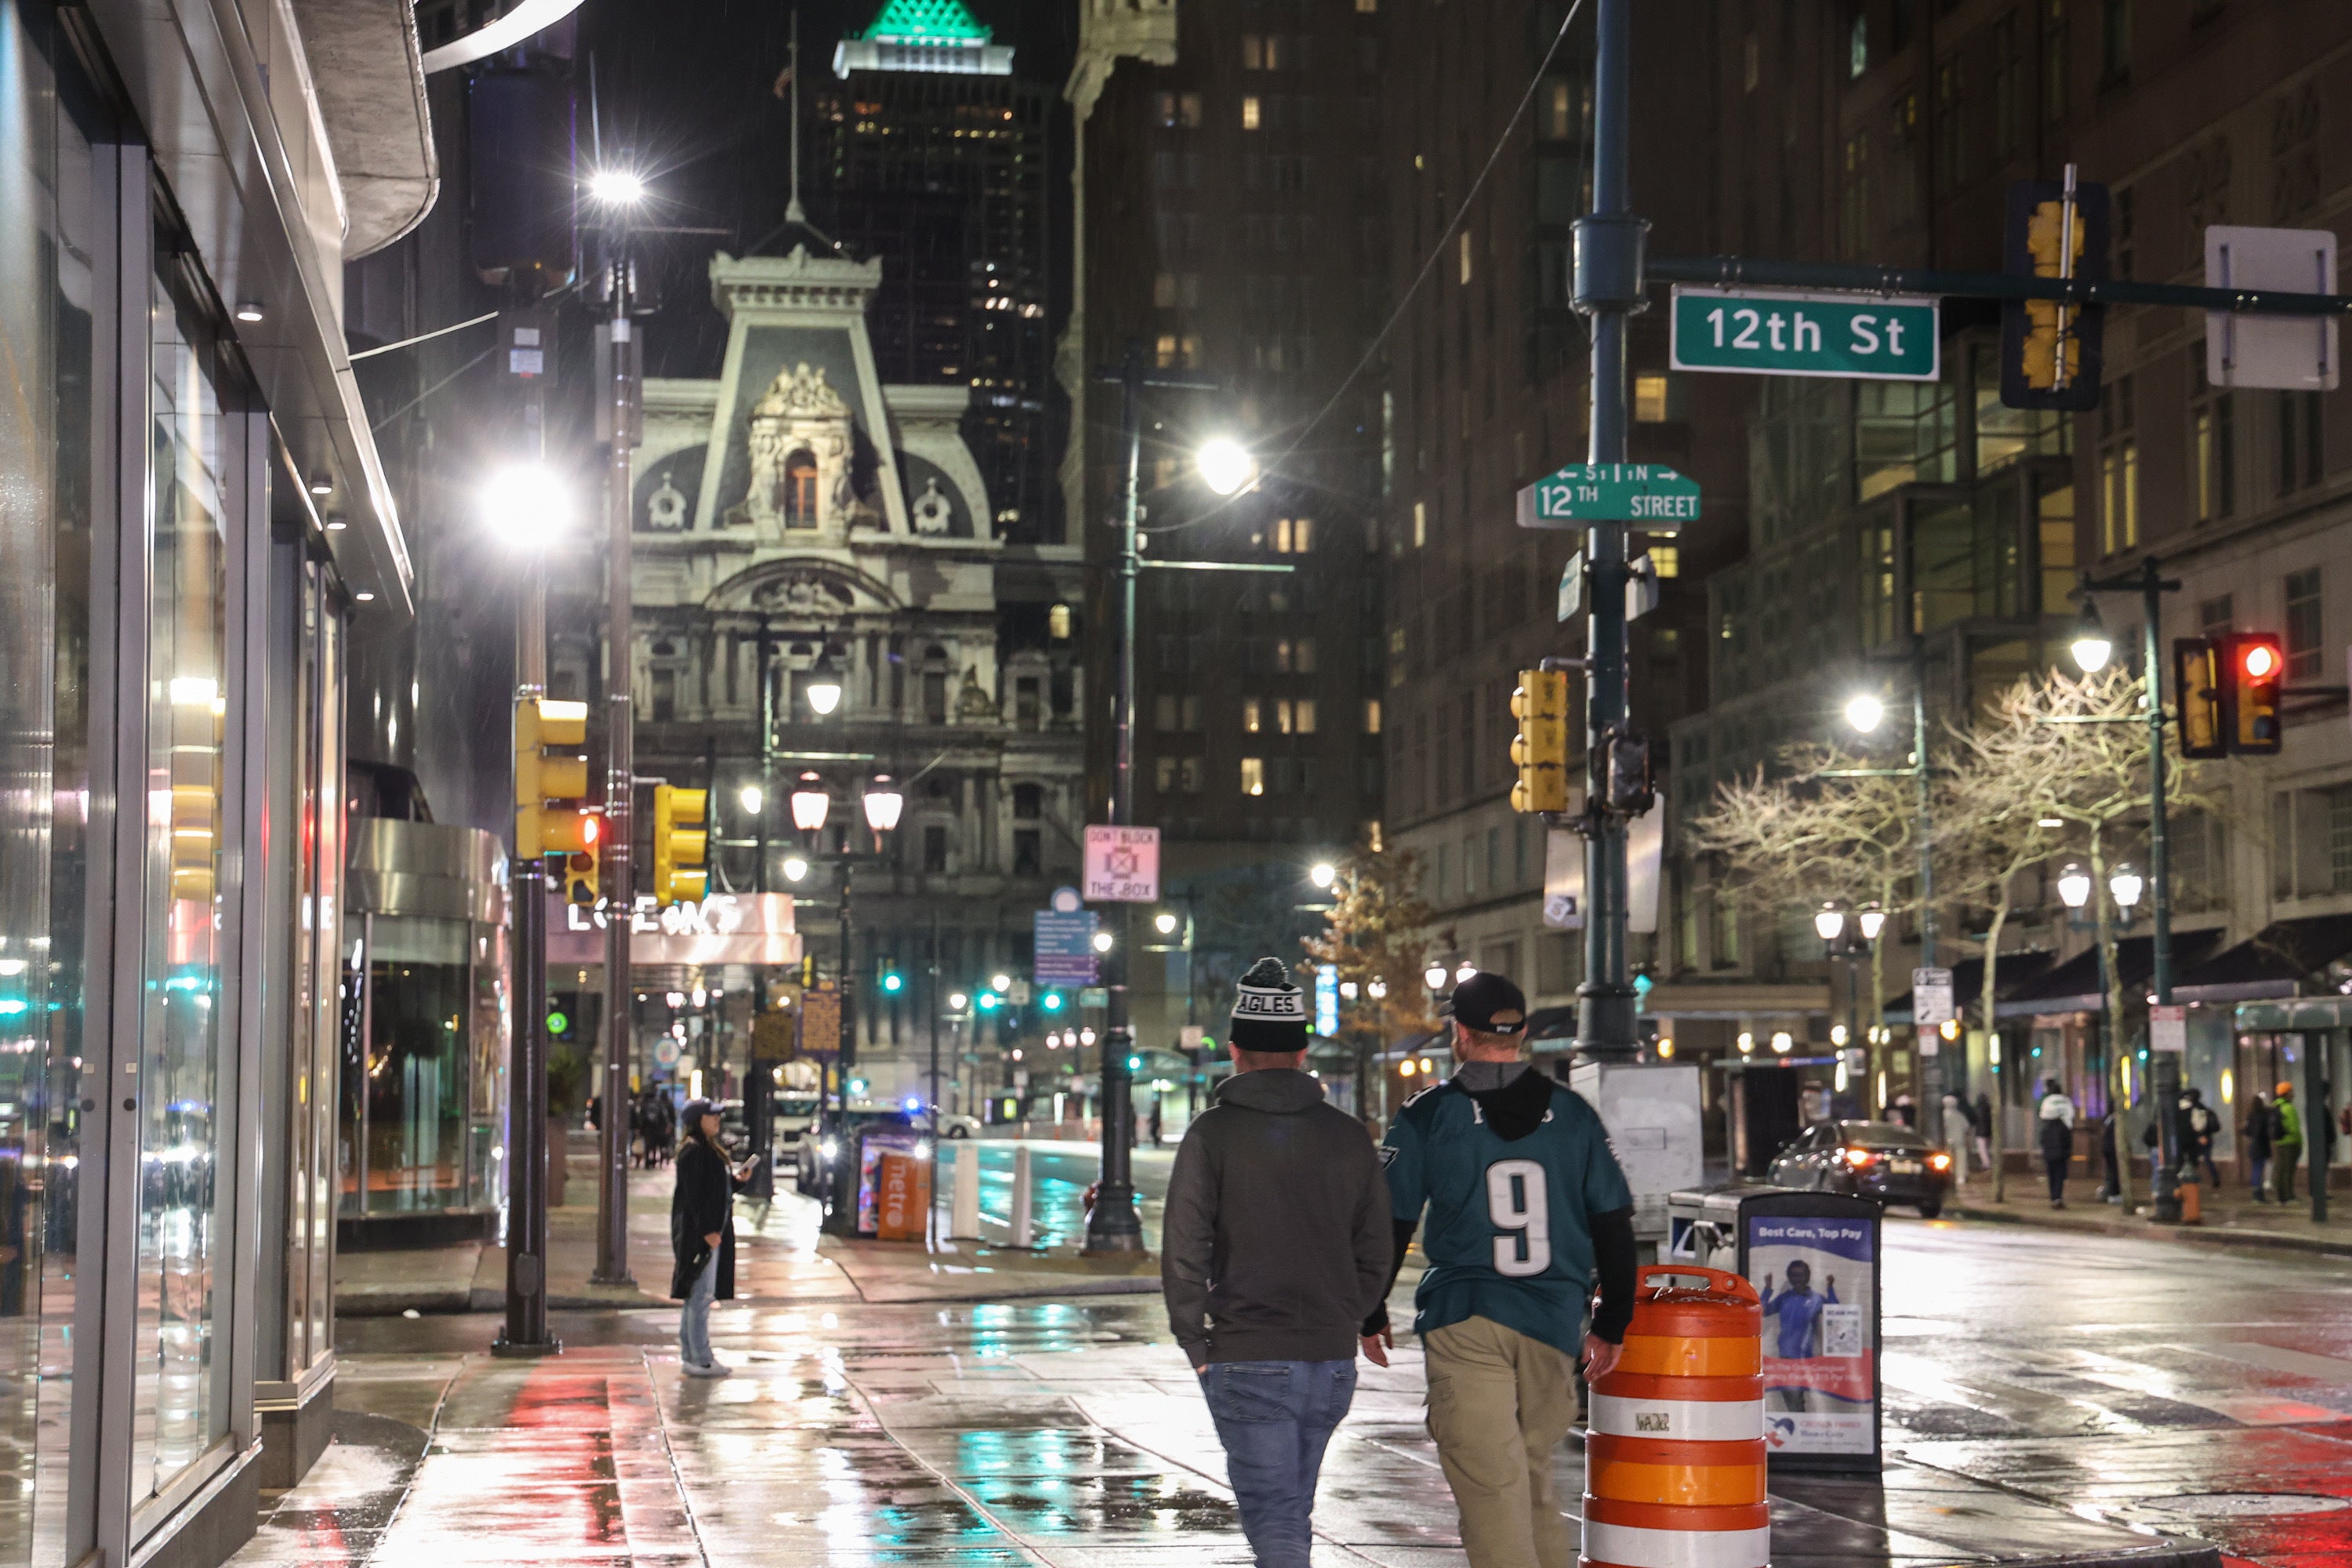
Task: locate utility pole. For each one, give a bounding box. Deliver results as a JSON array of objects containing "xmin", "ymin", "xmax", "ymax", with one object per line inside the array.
[
  {"xmin": 593, "ymin": 184, "xmax": 639, "ymax": 1288},
  {"xmin": 1911, "ymin": 637, "xmax": 1941, "ymax": 1144},
  {"xmin": 1571, "ymin": 0, "xmax": 1642, "ymax": 1061}
]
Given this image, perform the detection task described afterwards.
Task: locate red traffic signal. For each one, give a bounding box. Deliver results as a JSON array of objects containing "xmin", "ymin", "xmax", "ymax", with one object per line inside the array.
[{"xmin": 2216, "ymin": 631, "xmax": 2284, "ymax": 755}]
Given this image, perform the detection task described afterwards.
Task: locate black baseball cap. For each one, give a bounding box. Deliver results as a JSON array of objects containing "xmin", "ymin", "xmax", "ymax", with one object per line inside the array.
[{"xmin": 1446, "ymin": 971, "xmax": 1527, "ymax": 1035}]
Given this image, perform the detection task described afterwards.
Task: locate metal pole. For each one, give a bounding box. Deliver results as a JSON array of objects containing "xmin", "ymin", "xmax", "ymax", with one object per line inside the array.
[
  {"xmin": 1912, "ymin": 639, "xmax": 1943, "ymax": 1145},
  {"xmin": 928, "ymin": 906, "xmax": 942, "ymax": 1140},
  {"xmin": 593, "ymin": 209, "xmax": 638, "ymax": 1287},
  {"xmin": 1571, "ymin": 0, "xmax": 1643, "ymax": 1061},
  {"xmin": 2142, "ymin": 559, "xmax": 2184, "ymax": 1222},
  {"xmin": 1086, "ymin": 347, "xmax": 1145, "ymax": 1252}
]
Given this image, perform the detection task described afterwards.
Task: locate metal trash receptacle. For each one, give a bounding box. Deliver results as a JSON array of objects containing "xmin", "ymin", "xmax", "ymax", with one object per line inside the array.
[{"xmin": 1666, "ymin": 1186, "xmax": 1882, "ymax": 1473}]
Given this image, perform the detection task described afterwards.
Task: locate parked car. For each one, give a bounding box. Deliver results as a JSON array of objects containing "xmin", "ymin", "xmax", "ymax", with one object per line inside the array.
[
  {"xmin": 933, "ymin": 1112, "xmax": 980, "ymax": 1140},
  {"xmin": 791, "ymin": 1105, "xmax": 916, "ymax": 1197},
  {"xmin": 773, "ymin": 1094, "xmax": 822, "ymax": 1166},
  {"xmin": 1767, "ymin": 1120, "xmax": 1954, "ymax": 1218}
]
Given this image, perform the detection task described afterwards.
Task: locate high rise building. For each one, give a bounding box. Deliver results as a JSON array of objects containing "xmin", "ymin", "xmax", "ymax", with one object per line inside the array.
[
  {"xmin": 811, "ymin": 0, "xmax": 1064, "ymax": 543},
  {"xmin": 1066, "ymin": 0, "xmax": 1393, "ymax": 1079}
]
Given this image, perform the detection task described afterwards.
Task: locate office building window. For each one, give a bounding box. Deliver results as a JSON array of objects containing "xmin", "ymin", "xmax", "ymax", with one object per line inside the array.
[
  {"xmin": 924, "ymin": 826, "xmax": 949, "ymax": 873},
  {"xmin": 1241, "ymin": 757, "xmax": 1265, "ymax": 797},
  {"xmin": 2285, "ymin": 567, "xmax": 2324, "ymax": 681},
  {"xmin": 2278, "ymin": 390, "xmax": 2323, "ymax": 495},
  {"xmin": 1242, "ymin": 96, "xmax": 1262, "ymax": 131},
  {"xmin": 2190, "ymin": 363, "xmax": 2234, "ymax": 524},
  {"xmin": 1650, "ymin": 544, "xmax": 1680, "ymax": 578},
  {"xmin": 1242, "ymin": 698, "xmax": 1262, "ymax": 734},
  {"xmin": 1634, "ymin": 375, "xmax": 1671, "ymax": 423},
  {"xmin": 1364, "ymin": 699, "xmax": 1382, "ymax": 734}
]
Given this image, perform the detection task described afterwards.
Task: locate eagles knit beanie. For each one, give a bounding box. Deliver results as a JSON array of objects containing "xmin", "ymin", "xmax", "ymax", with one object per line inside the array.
[{"xmin": 1230, "ymin": 956, "xmax": 1309, "ymax": 1051}]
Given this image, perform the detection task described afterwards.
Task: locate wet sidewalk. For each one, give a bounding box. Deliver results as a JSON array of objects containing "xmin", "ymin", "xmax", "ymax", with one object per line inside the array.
[
  {"xmin": 237, "ymin": 1301, "xmax": 2218, "ymax": 1568},
  {"xmin": 1951, "ymin": 1169, "xmax": 2352, "ymax": 1258}
]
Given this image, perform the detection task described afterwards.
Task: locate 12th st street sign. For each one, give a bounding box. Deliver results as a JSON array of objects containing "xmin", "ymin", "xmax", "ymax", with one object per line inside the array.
[
  {"xmin": 1671, "ymin": 286, "xmax": 1940, "ymax": 380},
  {"xmin": 1516, "ymin": 463, "xmax": 1701, "ymax": 530}
]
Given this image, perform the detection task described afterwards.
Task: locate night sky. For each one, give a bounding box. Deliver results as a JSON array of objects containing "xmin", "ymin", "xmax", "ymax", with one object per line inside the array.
[{"xmin": 574, "ymin": 0, "xmax": 1076, "ymax": 379}]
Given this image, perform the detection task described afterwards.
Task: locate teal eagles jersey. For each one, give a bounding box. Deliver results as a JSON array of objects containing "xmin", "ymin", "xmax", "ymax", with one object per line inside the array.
[{"xmin": 1380, "ymin": 1077, "xmax": 1633, "ymax": 1358}]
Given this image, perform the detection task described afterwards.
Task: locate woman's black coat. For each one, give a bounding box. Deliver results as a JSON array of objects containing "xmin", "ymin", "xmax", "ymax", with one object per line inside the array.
[{"xmin": 670, "ymin": 1136, "xmax": 745, "ymax": 1301}]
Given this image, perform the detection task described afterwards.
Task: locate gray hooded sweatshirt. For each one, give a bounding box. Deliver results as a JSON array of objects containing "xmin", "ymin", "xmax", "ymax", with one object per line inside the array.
[{"xmin": 1160, "ymin": 1067, "xmax": 1392, "ymax": 1366}]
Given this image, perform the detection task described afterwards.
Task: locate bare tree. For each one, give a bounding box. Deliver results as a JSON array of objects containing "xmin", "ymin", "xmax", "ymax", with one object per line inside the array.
[
  {"xmin": 1305, "ymin": 847, "xmax": 1438, "ymax": 1127},
  {"xmin": 1688, "ymin": 744, "xmax": 1926, "ymax": 1102}
]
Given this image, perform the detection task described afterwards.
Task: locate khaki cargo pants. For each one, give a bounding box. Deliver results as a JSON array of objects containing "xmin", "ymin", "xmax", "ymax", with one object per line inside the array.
[{"xmin": 1422, "ymin": 1316, "xmax": 1580, "ymax": 1568}]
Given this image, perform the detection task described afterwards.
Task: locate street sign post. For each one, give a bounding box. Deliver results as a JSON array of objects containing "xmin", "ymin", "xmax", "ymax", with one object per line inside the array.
[
  {"xmin": 1912, "ymin": 967, "xmax": 1955, "ymax": 1027},
  {"xmin": 1516, "ymin": 463, "xmax": 1701, "ymax": 530},
  {"xmin": 1671, "ymin": 287, "xmax": 1940, "ymax": 380},
  {"xmin": 1083, "ymin": 825, "xmax": 1160, "ymax": 902}
]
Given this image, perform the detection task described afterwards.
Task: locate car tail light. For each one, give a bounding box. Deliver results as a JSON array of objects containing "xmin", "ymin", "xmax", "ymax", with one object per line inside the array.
[
  {"xmin": 1843, "ymin": 1147, "xmax": 1877, "ymax": 1168},
  {"xmin": 1928, "ymin": 1151, "xmax": 1952, "ymax": 1171}
]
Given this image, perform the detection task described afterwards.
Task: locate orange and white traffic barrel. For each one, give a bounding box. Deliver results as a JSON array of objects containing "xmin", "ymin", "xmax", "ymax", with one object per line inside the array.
[{"xmin": 1581, "ymin": 1265, "xmax": 1768, "ymax": 1568}]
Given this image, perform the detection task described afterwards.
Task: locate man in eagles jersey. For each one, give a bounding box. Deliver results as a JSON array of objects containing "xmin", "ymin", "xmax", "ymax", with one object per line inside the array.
[{"xmin": 1365, "ymin": 971, "xmax": 1638, "ymax": 1568}]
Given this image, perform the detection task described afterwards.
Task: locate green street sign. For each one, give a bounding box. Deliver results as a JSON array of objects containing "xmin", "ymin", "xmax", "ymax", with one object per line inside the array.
[
  {"xmin": 1670, "ymin": 286, "xmax": 1940, "ymax": 380},
  {"xmin": 1516, "ymin": 463, "xmax": 1701, "ymax": 531}
]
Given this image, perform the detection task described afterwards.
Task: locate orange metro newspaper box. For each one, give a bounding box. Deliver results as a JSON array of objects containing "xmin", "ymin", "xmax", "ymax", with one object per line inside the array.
[{"xmin": 876, "ymin": 1150, "xmax": 932, "ymax": 1242}]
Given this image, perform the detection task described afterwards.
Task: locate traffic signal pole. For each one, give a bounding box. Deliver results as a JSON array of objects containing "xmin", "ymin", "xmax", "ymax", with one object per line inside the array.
[
  {"xmin": 1571, "ymin": 0, "xmax": 1641, "ymax": 1061},
  {"xmin": 595, "ymin": 212, "xmax": 638, "ymax": 1287}
]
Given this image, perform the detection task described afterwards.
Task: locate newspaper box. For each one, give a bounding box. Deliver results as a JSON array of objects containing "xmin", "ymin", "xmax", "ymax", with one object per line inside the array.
[
  {"xmin": 876, "ymin": 1149, "xmax": 933, "ymax": 1242},
  {"xmin": 1667, "ymin": 1186, "xmax": 1881, "ymax": 1473}
]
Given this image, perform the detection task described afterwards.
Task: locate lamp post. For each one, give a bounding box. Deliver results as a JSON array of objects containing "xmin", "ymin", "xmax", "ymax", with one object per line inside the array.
[
  {"xmin": 2069, "ymin": 557, "xmax": 2186, "ymax": 1221},
  {"xmin": 590, "ymin": 162, "xmax": 648, "ymax": 1290},
  {"xmin": 1842, "ymin": 640, "xmax": 1940, "ymax": 1140},
  {"xmin": 1083, "ymin": 342, "xmax": 1234, "ymax": 1257}
]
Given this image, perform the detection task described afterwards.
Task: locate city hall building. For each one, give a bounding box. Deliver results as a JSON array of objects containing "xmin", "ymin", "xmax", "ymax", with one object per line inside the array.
[{"xmin": 0, "ymin": 0, "xmax": 428, "ymax": 1561}]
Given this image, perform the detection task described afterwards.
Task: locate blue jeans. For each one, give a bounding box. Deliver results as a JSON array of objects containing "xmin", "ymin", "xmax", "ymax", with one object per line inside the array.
[
  {"xmin": 1199, "ymin": 1359, "xmax": 1358, "ymax": 1568},
  {"xmin": 678, "ymin": 1250, "xmax": 718, "ymax": 1367}
]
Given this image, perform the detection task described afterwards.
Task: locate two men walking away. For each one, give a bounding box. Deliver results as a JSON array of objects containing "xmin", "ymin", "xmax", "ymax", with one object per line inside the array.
[
  {"xmin": 1368, "ymin": 972, "xmax": 1636, "ymax": 1568},
  {"xmin": 1162, "ymin": 958, "xmax": 1392, "ymax": 1568}
]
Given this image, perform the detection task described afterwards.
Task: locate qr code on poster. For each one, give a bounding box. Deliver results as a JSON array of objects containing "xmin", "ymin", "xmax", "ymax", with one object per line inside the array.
[{"xmin": 1820, "ymin": 1305, "xmax": 1863, "ymax": 1358}]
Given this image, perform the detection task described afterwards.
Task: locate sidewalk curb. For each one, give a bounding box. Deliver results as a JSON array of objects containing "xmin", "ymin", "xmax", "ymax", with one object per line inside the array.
[
  {"xmin": 1994, "ymin": 1547, "xmax": 2220, "ymax": 1568},
  {"xmin": 1952, "ymin": 1199, "xmax": 2352, "ymax": 1259}
]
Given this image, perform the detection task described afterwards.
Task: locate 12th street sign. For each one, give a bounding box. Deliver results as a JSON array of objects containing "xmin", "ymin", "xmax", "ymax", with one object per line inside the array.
[
  {"xmin": 1671, "ymin": 286, "xmax": 1940, "ymax": 380},
  {"xmin": 1516, "ymin": 463, "xmax": 1701, "ymax": 530}
]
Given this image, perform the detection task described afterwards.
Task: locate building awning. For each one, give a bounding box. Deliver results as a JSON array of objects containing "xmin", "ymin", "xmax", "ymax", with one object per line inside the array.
[
  {"xmin": 1640, "ymin": 980, "xmax": 1831, "ymax": 1022},
  {"xmin": 2176, "ymin": 914, "xmax": 2352, "ymax": 1004},
  {"xmin": 1998, "ymin": 929, "xmax": 2227, "ymax": 1018},
  {"xmin": 1882, "ymin": 951, "xmax": 2056, "ymax": 1026},
  {"xmin": 2237, "ymin": 996, "xmax": 2352, "ymax": 1033}
]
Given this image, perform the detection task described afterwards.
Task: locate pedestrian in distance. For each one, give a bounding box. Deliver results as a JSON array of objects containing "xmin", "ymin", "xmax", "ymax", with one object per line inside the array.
[
  {"xmin": 671, "ymin": 1097, "xmax": 757, "ymax": 1378},
  {"xmin": 2183, "ymin": 1087, "xmax": 2221, "ymax": 1188},
  {"xmin": 2098, "ymin": 1108, "xmax": 2123, "ymax": 1203},
  {"xmin": 1162, "ymin": 958, "xmax": 1392, "ymax": 1568},
  {"xmin": 1972, "ymin": 1088, "xmax": 1995, "ymax": 1174},
  {"xmin": 2272, "ymin": 1083, "xmax": 2305, "ymax": 1204},
  {"xmin": 2035, "ymin": 1079, "xmax": 2076, "ymax": 1209},
  {"xmin": 1367, "ymin": 971, "xmax": 1636, "ymax": 1568},
  {"xmin": 2243, "ymin": 1091, "xmax": 2273, "ymax": 1202}
]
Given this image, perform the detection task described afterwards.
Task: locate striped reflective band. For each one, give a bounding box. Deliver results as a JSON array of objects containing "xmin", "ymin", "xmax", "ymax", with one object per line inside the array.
[
  {"xmin": 1589, "ymin": 1393, "xmax": 1765, "ymax": 1443},
  {"xmin": 1614, "ymin": 1334, "xmax": 1763, "ymax": 1378},
  {"xmin": 1581, "ymin": 1520, "xmax": 1772, "ymax": 1568}
]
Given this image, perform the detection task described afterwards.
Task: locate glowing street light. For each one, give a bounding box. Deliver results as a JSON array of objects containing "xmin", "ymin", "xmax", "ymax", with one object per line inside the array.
[
  {"xmin": 1842, "ymin": 693, "xmax": 1886, "ymax": 734},
  {"xmin": 861, "ymin": 775, "xmax": 905, "ymax": 833},
  {"xmin": 1454, "ymin": 960, "xmax": 1477, "ymax": 985},
  {"xmin": 1857, "ymin": 903, "xmax": 1887, "ymax": 941},
  {"xmin": 2109, "ymin": 862, "xmax": 2145, "ymax": 912},
  {"xmin": 739, "ymin": 783, "xmax": 764, "ymax": 817},
  {"xmin": 1425, "ymin": 964, "xmax": 1448, "ymax": 991},
  {"xmin": 589, "ymin": 168, "xmax": 646, "ymax": 205},
  {"xmin": 1154, "ymin": 911, "xmax": 1179, "ymax": 935},
  {"xmin": 1196, "ymin": 436, "xmax": 1258, "ymax": 496},
  {"xmin": 1309, "ymin": 862, "xmax": 1338, "ymax": 889},
  {"xmin": 991, "ymin": 974, "xmax": 1012, "ymax": 993},
  {"xmin": 1813, "ymin": 902, "xmax": 1846, "ymax": 942},
  {"xmin": 2056, "ymin": 862, "xmax": 2093, "ymax": 910},
  {"xmin": 1091, "ymin": 929, "xmax": 1115, "ymax": 953},
  {"xmin": 2069, "ymin": 600, "xmax": 2114, "ymax": 673},
  {"xmin": 949, "ymin": 992, "xmax": 969, "ymax": 1011},
  {"xmin": 483, "ymin": 463, "xmax": 568, "ymax": 550},
  {"xmin": 789, "ymin": 772, "xmax": 830, "ymax": 834},
  {"xmin": 804, "ymin": 651, "xmax": 844, "ymax": 717},
  {"xmin": 782, "ymin": 855, "xmax": 808, "ymax": 883}
]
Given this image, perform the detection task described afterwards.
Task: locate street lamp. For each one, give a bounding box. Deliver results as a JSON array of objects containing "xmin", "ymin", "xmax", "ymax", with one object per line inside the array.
[
  {"xmin": 991, "ymin": 974, "xmax": 1011, "ymax": 993},
  {"xmin": 484, "ymin": 463, "xmax": 568, "ymax": 550},
  {"xmin": 804, "ymin": 650, "xmax": 844, "ymax": 717},
  {"xmin": 1858, "ymin": 904, "xmax": 1887, "ymax": 941},
  {"xmin": 1813, "ymin": 902, "xmax": 1847, "ymax": 942},
  {"xmin": 861, "ymin": 775, "xmax": 905, "ymax": 834},
  {"xmin": 1196, "ymin": 436, "xmax": 1258, "ymax": 496},
  {"xmin": 1154, "ymin": 910, "xmax": 1179, "ymax": 935},
  {"xmin": 1366, "ymin": 978, "xmax": 1388, "ymax": 1000},
  {"xmin": 739, "ymin": 783, "xmax": 764, "ymax": 817},
  {"xmin": 1454, "ymin": 960, "xmax": 1477, "ymax": 985},
  {"xmin": 1425, "ymin": 963, "xmax": 1448, "ymax": 991},
  {"xmin": 589, "ymin": 167, "xmax": 646, "ymax": 205},
  {"xmin": 1842, "ymin": 693, "xmax": 1886, "ymax": 734},
  {"xmin": 2109, "ymin": 862, "xmax": 2145, "ymax": 913},
  {"xmin": 782, "ymin": 855, "xmax": 808, "ymax": 883},
  {"xmin": 1309, "ymin": 861, "xmax": 1338, "ymax": 890},
  {"xmin": 2068, "ymin": 600, "xmax": 2114, "ymax": 673},
  {"xmin": 790, "ymin": 772, "xmax": 830, "ymax": 835},
  {"xmin": 1092, "ymin": 930, "xmax": 1116, "ymax": 954},
  {"xmin": 2056, "ymin": 861, "xmax": 2092, "ymax": 911}
]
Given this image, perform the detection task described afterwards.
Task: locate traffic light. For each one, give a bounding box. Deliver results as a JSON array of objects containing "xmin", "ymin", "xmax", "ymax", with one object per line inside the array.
[
  {"xmin": 2000, "ymin": 177, "xmax": 2109, "ymax": 411},
  {"xmin": 1508, "ymin": 667, "xmax": 1571, "ymax": 814},
  {"xmin": 2173, "ymin": 638, "xmax": 2225, "ymax": 759},
  {"xmin": 880, "ymin": 967, "xmax": 904, "ymax": 995},
  {"xmin": 651, "ymin": 784, "xmax": 709, "ymax": 906},
  {"xmin": 516, "ymin": 697, "xmax": 599, "ymax": 870},
  {"xmin": 2216, "ymin": 632, "xmax": 2285, "ymax": 755}
]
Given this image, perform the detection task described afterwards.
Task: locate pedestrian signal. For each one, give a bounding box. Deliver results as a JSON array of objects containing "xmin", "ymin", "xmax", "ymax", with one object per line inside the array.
[
  {"xmin": 652, "ymin": 785, "xmax": 709, "ymax": 906},
  {"xmin": 2173, "ymin": 638, "xmax": 2224, "ymax": 760},
  {"xmin": 2000, "ymin": 176, "xmax": 2109, "ymax": 411},
  {"xmin": 2216, "ymin": 632, "xmax": 2284, "ymax": 755},
  {"xmin": 1509, "ymin": 668, "xmax": 1571, "ymax": 814}
]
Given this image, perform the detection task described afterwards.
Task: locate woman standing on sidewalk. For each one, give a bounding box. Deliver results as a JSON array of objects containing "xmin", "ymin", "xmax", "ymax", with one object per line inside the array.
[{"xmin": 671, "ymin": 1098, "xmax": 754, "ymax": 1378}]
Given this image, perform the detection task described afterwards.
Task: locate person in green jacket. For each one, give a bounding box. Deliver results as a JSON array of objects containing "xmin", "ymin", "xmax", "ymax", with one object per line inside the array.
[{"xmin": 2272, "ymin": 1082, "xmax": 2305, "ymax": 1204}]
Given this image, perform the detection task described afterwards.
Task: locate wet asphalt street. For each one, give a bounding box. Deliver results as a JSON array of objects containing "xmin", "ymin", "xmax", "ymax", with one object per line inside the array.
[{"xmin": 234, "ymin": 1159, "xmax": 2352, "ymax": 1566}]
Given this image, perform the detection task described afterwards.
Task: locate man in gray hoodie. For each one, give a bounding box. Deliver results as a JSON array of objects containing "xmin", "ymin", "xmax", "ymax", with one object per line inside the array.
[{"xmin": 1163, "ymin": 956, "xmax": 1392, "ymax": 1568}]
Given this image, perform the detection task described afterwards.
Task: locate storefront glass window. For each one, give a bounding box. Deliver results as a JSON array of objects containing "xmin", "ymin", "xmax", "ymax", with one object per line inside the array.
[
  {"xmin": 0, "ymin": 1, "xmax": 100, "ymax": 1554},
  {"xmin": 132, "ymin": 258, "xmax": 230, "ymax": 1502}
]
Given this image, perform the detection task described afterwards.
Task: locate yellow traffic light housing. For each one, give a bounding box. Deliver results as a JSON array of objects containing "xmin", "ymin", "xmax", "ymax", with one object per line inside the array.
[
  {"xmin": 2173, "ymin": 638, "xmax": 2224, "ymax": 760},
  {"xmin": 2000, "ymin": 176, "xmax": 2107, "ymax": 412},
  {"xmin": 516, "ymin": 697, "xmax": 598, "ymax": 871},
  {"xmin": 1508, "ymin": 667, "xmax": 1571, "ymax": 815},
  {"xmin": 652, "ymin": 784, "xmax": 709, "ymax": 906}
]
